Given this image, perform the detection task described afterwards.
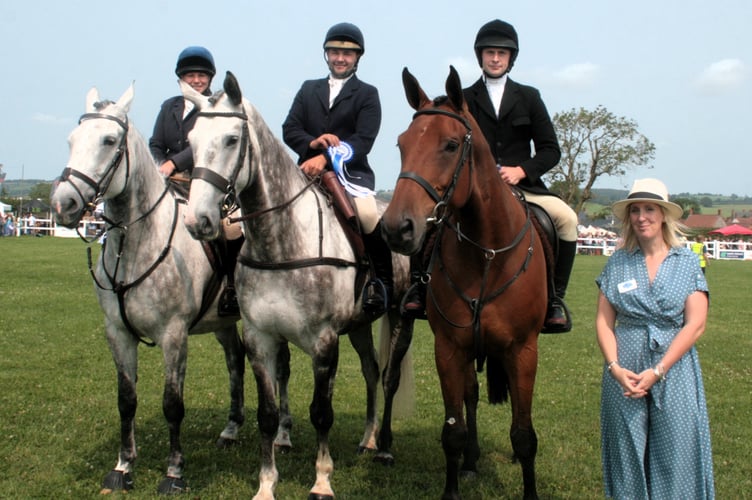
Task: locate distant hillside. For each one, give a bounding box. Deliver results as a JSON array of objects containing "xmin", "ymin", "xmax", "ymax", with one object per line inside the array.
[
  {"xmin": 4, "ymin": 178, "xmax": 752, "ymax": 205},
  {"xmin": 1, "ymin": 179, "xmax": 49, "ymax": 197}
]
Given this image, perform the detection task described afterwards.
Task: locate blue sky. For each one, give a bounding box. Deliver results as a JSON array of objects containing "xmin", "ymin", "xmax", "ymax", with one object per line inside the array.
[{"xmin": 1, "ymin": 0, "xmax": 750, "ymax": 195}]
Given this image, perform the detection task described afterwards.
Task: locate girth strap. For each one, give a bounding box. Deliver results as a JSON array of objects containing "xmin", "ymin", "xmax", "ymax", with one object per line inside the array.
[{"xmin": 239, "ymin": 255, "xmax": 358, "ymax": 270}]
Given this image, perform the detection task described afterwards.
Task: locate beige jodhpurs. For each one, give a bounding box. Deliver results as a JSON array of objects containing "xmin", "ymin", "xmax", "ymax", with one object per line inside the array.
[
  {"xmin": 353, "ymin": 195, "xmax": 379, "ymax": 235},
  {"xmin": 522, "ymin": 191, "xmax": 578, "ymax": 242}
]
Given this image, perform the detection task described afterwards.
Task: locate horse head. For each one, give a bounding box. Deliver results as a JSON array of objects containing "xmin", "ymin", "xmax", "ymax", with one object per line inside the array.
[
  {"xmin": 382, "ymin": 66, "xmax": 487, "ymax": 255},
  {"xmin": 183, "ymin": 71, "xmax": 252, "ymax": 241},
  {"xmin": 51, "ymin": 84, "xmax": 136, "ymax": 228}
]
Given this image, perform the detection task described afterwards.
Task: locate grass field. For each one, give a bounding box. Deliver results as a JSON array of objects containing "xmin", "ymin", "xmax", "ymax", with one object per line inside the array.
[{"xmin": 0, "ymin": 236, "xmax": 750, "ymax": 499}]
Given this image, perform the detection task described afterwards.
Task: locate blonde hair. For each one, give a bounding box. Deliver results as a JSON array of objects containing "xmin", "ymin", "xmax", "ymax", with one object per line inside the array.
[{"xmin": 619, "ymin": 203, "xmax": 687, "ymax": 252}]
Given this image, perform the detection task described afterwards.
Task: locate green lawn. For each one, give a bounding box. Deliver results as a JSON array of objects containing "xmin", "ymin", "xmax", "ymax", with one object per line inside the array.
[{"xmin": 0, "ymin": 236, "xmax": 750, "ymax": 498}]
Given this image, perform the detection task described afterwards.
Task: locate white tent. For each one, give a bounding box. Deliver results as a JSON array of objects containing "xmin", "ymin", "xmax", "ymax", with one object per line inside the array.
[{"xmin": 0, "ymin": 201, "xmax": 12, "ymax": 214}]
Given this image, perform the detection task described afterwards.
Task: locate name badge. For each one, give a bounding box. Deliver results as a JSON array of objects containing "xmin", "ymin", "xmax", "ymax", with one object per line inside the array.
[{"xmin": 618, "ymin": 279, "xmax": 638, "ymax": 294}]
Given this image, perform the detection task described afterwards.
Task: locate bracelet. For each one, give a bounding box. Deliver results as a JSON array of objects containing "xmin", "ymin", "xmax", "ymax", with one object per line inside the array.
[
  {"xmin": 607, "ymin": 360, "xmax": 619, "ymax": 372},
  {"xmin": 652, "ymin": 362, "xmax": 666, "ymax": 381}
]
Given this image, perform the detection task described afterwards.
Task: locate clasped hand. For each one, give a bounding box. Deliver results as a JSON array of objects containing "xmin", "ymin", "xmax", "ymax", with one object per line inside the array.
[{"xmin": 611, "ymin": 366, "xmax": 656, "ymax": 399}]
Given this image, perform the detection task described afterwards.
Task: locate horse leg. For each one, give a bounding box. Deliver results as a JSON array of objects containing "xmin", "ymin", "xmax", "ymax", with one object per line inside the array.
[
  {"xmin": 274, "ymin": 341, "xmax": 293, "ymax": 452},
  {"xmin": 345, "ymin": 324, "xmax": 380, "ymax": 454},
  {"xmin": 460, "ymin": 365, "xmax": 480, "ymax": 477},
  {"xmin": 156, "ymin": 332, "xmax": 189, "ymax": 494},
  {"xmin": 100, "ymin": 328, "xmax": 139, "ymax": 494},
  {"xmin": 213, "ymin": 324, "xmax": 246, "ymax": 448},
  {"xmin": 436, "ymin": 337, "xmax": 470, "ymax": 500},
  {"xmin": 308, "ymin": 333, "xmax": 340, "ymax": 500},
  {"xmin": 508, "ymin": 342, "xmax": 539, "ymax": 500},
  {"xmin": 375, "ymin": 309, "xmax": 415, "ymax": 465},
  {"xmin": 248, "ymin": 337, "xmax": 284, "ymax": 500}
]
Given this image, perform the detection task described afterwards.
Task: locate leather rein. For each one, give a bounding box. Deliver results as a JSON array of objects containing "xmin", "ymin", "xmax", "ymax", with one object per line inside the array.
[
  {"xmin": 191, "ymin": 110, "xmax": 359, "ymax": 271},
  {"xmin": 63, "ymin": 112, "xmax": 180, "ymax": 346},
  {"xmin": 399, "ymin": 107, "xmax": 537, "ymax": 371}
]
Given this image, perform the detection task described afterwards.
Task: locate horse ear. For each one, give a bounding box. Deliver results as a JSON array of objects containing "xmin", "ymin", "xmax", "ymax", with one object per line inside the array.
[
  {"xmin": 115, "ymin": 82, "xmax": 135, "ymax": 114},
  {"xmin": 445, "ymin": 66, "xmax": 464, "ymax": 112},
  {"xmin": 224, "ymin": 71, "xmax": 243, "ymax": 106},
  {"xmin": 180, "ymin": 79, "xmax": 207, "ymax": 109},
  {"xmin": 85, "ymin": 87, "xmax": 100, "ymax": 113},
  {"xmin": 402, "ymin": 67, "xmax": 430, "ymax": 111}
]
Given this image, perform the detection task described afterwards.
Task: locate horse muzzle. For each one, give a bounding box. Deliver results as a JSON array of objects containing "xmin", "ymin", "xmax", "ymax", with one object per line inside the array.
[
  {"xmin": 183, "ymin": 211, "xmax": 221, "ymax": 241},
  {"xmin": 380, "ymin": 215, "xmax": 425, "ymax": 256}
]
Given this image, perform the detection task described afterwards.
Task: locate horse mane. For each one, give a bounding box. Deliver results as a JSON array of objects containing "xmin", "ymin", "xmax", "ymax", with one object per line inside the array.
[
  {"xmin": 127, "ymin": 123, "xmax": 157, "ymax": 169},
  {"xmin": 208, "ymin": 90, "xmax": 225, "ymax": 106},
  {"xmin": 243, "ymin": 100, "xmax": 302, "ymax": 171},
  {"xmin": 432, "ymin": 95, "xmax": 449, "ymax": 107},
  {"xmin": 94, "ymin": 100, "xmax": 115, "ymax": 110}
]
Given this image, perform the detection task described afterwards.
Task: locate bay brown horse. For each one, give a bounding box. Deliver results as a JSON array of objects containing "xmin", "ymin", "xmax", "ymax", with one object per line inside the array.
[{"xmin": 381, "ymin": 67, "xmax": 547, "ymax": 500}]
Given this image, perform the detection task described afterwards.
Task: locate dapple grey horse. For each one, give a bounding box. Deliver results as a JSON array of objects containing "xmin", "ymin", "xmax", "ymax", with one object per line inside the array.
[
  {"xmin": 51, "ymin": 84, "xmax": 255, "ymax": 494},
  {"xmin": 182, "ymin": 72, "xmax": 415, "ymax": 500}
]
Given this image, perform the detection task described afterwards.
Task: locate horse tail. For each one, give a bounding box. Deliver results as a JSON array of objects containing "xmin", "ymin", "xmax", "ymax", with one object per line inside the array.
[
  {"xmin": 485, "ymin": 355, "xmax": 510, "ymax": 405},
  {"xmin": 378, "ymin": 317, "xmax": 415, "ymax": 418}
]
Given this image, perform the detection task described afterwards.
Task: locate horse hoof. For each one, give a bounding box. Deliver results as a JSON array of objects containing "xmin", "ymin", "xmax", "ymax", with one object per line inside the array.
[
  {"xmin": 356, "ymin": 445, "xmax": 374, "ymax": 455},
  {"xmin": 275, "ymin": 443, "xmax": 293, "ymax": 455},
  {"xmin": 157, "ymin": 476, "xmax": 188, "ymax": 494},
  {"xmin": 216, "ymin": 436, "xmax": 239, "ymax": 448},
  {"xmin": 308, "ymin": 494, "xmax": 334, "ymax": 500},
  {"xmin": 372, "ymin": 452, "xmax": 395, "ymax": 466},
  {"xmin": 100, "ymin": 470, "xmax": 134, "ymax": 494}
]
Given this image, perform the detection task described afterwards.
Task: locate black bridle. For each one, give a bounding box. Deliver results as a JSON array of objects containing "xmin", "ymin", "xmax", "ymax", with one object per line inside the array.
[
  {"xmin": 190, "ymin": 109, "xmax": 358, "ymax": 271},
  {"xmin": 58, "ymin": 112, "xmax": 132, "ymax": 241},
  {"xmin": 398, "ymin": 108, "xmax": 474, "ymax": 224},
  {"xmin": 399, "ymin": 106, "xmax": 537, "ymax": 372},
  {"xmin": 190, "ymin": 111, "xmax": 251, "ymax": 219}
]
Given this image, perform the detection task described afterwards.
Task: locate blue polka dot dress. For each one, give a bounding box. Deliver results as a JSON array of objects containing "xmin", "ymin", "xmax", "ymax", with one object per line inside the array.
[{"xmin": 596, "ymin": 246, "xmax": 715, "ymax": 499}]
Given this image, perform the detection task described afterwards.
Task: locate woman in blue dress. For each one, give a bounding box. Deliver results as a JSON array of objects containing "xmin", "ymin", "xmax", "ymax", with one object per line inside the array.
[{"xmin": 595, "ymin": 178, "xmax": 715, "ymax": 499}]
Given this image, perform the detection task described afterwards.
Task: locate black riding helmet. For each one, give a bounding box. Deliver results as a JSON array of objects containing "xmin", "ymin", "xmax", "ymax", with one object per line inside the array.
[
  {"xmin": 474, "ymin": 19, "xmax": 519, "ymax": 71},
  {"xmin": 175, "ymin": 46, "xmax": 216, "ymax": 77},
  {"xmin": 323, "ymin": 22, "xmax": 365, "ymax": 54}
]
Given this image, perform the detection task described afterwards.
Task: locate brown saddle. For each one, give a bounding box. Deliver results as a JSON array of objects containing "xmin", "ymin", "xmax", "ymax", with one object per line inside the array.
[{"xmin": 509, "ymin": 188, "xmax": 558, "ymax": 305}]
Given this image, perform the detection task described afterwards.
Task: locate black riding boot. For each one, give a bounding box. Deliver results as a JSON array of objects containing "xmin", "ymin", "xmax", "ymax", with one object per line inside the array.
[
  {"xmin": 218, "ymin": 237, "xmax": 243, "ymax": 317},
  {"xmin": 401, "ymin": 254, "xmax": 428, "ymax": 320},
  {"xmin": 362, "ymin": 222, "xmax": 394, "ymax": 316},
  {"xmin": 542, "ymin": 239, "xmax": 576, "ymax": 333}
]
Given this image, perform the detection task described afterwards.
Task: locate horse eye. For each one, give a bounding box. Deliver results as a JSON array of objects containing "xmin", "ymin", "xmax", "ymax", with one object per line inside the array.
[
  {"xmin": 103, "ymin": 136, "xmax": 117, "ymax": 146},
  {"xmin": 225, "ymin": 135, "xmax": 239, "ymax": 147},
  {"xmin": 445, "ymin": 140, "xmax": 459, "ymax": 153}
]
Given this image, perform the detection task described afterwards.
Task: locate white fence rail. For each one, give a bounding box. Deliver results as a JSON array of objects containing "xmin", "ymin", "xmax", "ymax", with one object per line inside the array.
[
  {"xmin": 5, "ymin": 218, "xmax": 752, "ymax": 261},
  {"xmin": 576, "ymin": 238, "xmax": 752, "ymax": 261},
  {"xmin": 4, "ymin": 217, "xmax": 105, "ymax": 239}
]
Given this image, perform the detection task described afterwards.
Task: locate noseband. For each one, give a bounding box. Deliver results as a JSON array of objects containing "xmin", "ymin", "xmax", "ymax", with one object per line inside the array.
[
  {"xmin": 191, "ymin": 111, "xmax": 251, "ymax": 218},
  {"xmin": 59, "ymin": 112, "xmax": 130, "ymax": 210},
  {"xmin": 398, "ymin": 108, "xmax": 473, "ymax": 224}
]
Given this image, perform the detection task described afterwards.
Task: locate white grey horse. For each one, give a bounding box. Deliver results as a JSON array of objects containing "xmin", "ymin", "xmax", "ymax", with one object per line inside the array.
[
  {"xmin": 182, "ymin": 72, "xmax": 415, "ymax": 500},
  {"xmin": 50, "ymin": 84, "xmax": 257, "ymax": 494}
]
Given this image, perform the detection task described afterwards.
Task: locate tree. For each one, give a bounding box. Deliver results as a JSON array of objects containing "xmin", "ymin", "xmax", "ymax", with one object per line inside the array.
[
  {"xmin": 546, "ymin": 106, "xmax": 656, "ymax": 215},
  {"xmin": 672, "ymin": 197, "xmax": 701, "ymax": 219},
  {"xmin": 28, "ymin": 182, "xmax": 53, "ymax": 202}
]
